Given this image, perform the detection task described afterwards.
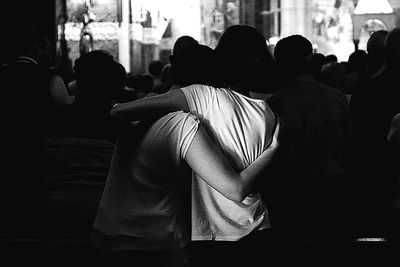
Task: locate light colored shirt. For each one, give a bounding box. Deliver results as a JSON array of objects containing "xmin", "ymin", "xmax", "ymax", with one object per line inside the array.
[
  {"xmin": 93, "ymin": 111, "xmax": 199, "ymax": 251},
  {"xmin": 182, "ymin": 84, "xmax": 275, "ymax": 241}
]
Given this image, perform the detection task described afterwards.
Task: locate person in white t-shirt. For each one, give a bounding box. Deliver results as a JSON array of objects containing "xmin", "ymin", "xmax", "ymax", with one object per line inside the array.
[
  {"xmin": 92, "ymin": 111, "xmax": 279, "ymax": 266},
  {"xmin": 110, "ymin": 25, "xmax": 277, "ymax": 265}
]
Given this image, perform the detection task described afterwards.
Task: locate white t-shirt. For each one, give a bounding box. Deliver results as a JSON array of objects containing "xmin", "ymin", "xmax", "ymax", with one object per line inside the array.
[
  {"xmin": 182, "ymin": 84, "xmax": 275, "ymax": 241},
  {"xmin": 93, "ymin": 111, "xmax": 199, "ymax": 251}
]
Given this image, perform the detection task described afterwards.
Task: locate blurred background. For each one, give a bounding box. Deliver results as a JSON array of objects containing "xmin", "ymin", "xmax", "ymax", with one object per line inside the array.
[{"xmin": 1, "ymin": 0, "xmax": 400, "ymax": 85}]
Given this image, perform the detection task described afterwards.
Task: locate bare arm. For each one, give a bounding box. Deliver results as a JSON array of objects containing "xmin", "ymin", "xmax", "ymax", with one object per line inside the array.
[
  {"xmin": 184, "ymin": 118, "xmax": 280, "ymax": 202},
  {"xmin": 111, "ymin": 89, "xmax": 189, "ymax": 121},
  {"xmin": 49, "ymin": 75, "xmax": 72, "ymax": 106}
]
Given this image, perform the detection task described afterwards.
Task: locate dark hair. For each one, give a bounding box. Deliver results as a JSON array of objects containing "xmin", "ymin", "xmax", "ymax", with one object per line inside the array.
[
  {"xmin": 172, "ymin": 44, "xmax": 217, "ymax": 87},
  {"xmin": 214, "ymin": 25, "xmax": 274, "ymax": 94},
  {"xmin": 274, "ymin": 34, "xmax": 313, "ymax": 78},
  {"xmin": 148, "ymin": 60, "xmax": 163, "ymax": 76},
  {"xmin": 347, "ymin": 50, "xmax": 367, "ymax": 72},
  {"xmin": 74, "ymin": 50, "xmax": 126, "ymax": 104},
  {"xmin": 138, "ymin": 74, "xmax": 154, "ymax": 94},
  {"xmin": 172, "ymin": 35, "xmax": 199, "ymax": 56},
  {"xmin": 367, "ymin": 30, "xmax": 388, "ymax": 60}
]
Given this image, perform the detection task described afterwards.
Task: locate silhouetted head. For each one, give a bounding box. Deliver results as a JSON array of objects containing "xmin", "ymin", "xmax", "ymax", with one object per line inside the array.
[
  {"xmin": 74, "ymin": 50, "xmax": 126, "ymax": 107},
  {"xmin": 324, "ymin": 54, "xmax": 338, "ymax": 65},
  {"xmin": 367, "ymin": 30, "xmax": 388, "ymax": 62},
  {"xmin": 321, "ymin": 62, "xmax": 347, "ymax": 90},
  {"xmin": 138, "ymin": 74, "xmax": 154, "ymax": 94},
  {"xmin": 384, "ymin": 27, "xmax": 400, "ymax": 70},
  {"xmin": 172, "ymin": 44, "xmax": 217, "ymax": 87},
  {"xmin": 148, "ymin": 60, "xmax": 163, "ymax": 77},
  {"xmin": 172, "ymin": 35, "xmax": 199, "ymax": 56},
  {"xmin": 214, "ymin": 25, "xmax": 274, "ymax": 94},
  {"xmin": 274, "ymin": 34, "xmax": 313, "ymax": 80},
  {"xmin": 347, "ymin": 50, "xmax": 368, "ymax": 72}
]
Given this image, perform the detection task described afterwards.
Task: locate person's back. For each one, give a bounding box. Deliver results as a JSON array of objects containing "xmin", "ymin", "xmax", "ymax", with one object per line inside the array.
[
  {"xmin": 349, "ymin": 28, "xmax": 400, "ymax": 236},
  {"xmin": 266, "ymin": 34, "xmax": 352, "ymax": 237},
  {"xmin": 93, "ymin": 111, "xmax": 199, "ymax": 265},
  {"xmin": 3, "ymin": 32, "xmax": 56, "ymax": 238},
  {"xmin": 182, "ymin": 84, "xmax": 275, "ymax": 241},
  {"xmin": 178, "ymin": 25, "xmax": 276, "ymax": 242}
]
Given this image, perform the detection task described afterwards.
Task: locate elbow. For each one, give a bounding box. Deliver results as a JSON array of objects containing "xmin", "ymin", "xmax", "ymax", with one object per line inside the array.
[
  {"xmin": 110, "ymin": 103, "xmax": 124, "ymax": 118},
  {"xmin": 226, "ymin": 187, "xmax": 248, "ymax": 203}
]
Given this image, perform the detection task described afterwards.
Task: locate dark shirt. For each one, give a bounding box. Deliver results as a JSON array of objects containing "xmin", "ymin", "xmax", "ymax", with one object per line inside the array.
[{"xmin": 264, "ymin": 74, "xmax": 352, "ymax": 237}]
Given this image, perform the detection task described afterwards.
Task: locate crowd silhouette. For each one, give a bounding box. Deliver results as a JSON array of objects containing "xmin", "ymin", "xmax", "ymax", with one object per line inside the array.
[{"xmin": 1, "ymin": 25, "xmax": 400, "ymax": 266}]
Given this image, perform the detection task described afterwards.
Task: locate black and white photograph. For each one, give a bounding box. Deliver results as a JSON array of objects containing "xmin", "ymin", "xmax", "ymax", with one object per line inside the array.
[{"xmin": 1, "ymin": 0, "xmax": 400, "ymax": 266}]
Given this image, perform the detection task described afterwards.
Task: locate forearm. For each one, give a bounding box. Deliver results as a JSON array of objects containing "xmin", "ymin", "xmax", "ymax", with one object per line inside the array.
[
  {"xmin": 238, "ymin": 146, "xmax": 277, "ymax": 195},
  {"xmin": 111, "ymin": 89, "xmax": 189, "ymax": 121}
]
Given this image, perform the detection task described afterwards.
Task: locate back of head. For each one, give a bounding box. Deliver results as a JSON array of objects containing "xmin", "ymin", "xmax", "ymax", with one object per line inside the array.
[
  {"xmin": 74, "ymin": 50, "xmax": 126, "ymax": 106},
  {"xmin": 384, "ymin": 27, "xmax": 400, "ymax": 69},
  {"xmin": 324, "ymin": 54, "xmax": 338, "ymax": 65},
  {"xmin": 172, "ymin": 35, "xmax": 199, "ymax": 56},
  {"xmin": 138, "ymin": 74, "xmax": 154, "ymax": 94},
  {"xmin": 148, "ymin": 60, "xmax": 163, "ymax": 76},
  {"xmin": 214, "ymin": 25, "xmax": 274, "ymax": 94},
  {"xmin": 348, "ymin": 50, "xmax": 368, "ymax": 72},
  {"xmin": 321, "ymin": 62, "xmax": 347, "ymax": 90},
  {"xmin": 367, "ymin": 30, "xmax": 388, "ymax": 61},
  {"xmin": 172, "ymin": 44, "xmax": 217, "ymax": 87},
  {"xmin": 274, "ymin": 34, "xmax": 313, "ymax": 79}
]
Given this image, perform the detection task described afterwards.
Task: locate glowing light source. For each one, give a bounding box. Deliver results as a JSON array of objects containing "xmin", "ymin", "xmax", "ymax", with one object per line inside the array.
[
  {"xmin": 356, "ymin": 238, "xmax": 387, "ymax": 242},
  {"xmin": 354, "ymin": 0, "xmax": 394, "ymax": 14}
]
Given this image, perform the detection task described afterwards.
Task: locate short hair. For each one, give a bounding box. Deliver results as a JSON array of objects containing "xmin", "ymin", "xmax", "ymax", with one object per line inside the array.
[
  {"xmin": 367, "ymin": 30, "xmax": 388, "ymax": 60},
  {"xmin": 274, "ymin": 34, "xmax": 313, "ymax": 77},
  {"xmin": 214, "ymin": 25, "xmax": 274, "ymax": 93},
  {"xmin": 148, "ymin": 60, "xmax": 163, "ymax": 76},
  {"xmin": 172, "ymin": 35, "xmax": 199, "ymax": 56},
  {"xmin": 172, "ymin": 44, "xmax": 216, "ymax": 86},
  {"xmin": 74, "ymin": 50, "xmax": 126, "ymax": 102}
]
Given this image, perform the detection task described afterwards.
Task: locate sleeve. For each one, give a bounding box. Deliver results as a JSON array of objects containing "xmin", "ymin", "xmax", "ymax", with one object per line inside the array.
[
  {"xmin": 173, "ymin": 112, "xmax": 200, "ymax": 159},
  {"xmin": 180, "ymin": 84, "xmax": 214, "ymax": 119}
]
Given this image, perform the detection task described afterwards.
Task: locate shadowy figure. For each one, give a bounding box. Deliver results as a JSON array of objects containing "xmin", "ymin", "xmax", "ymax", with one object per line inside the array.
[
  {"xmin": 324, "ymin": 53, "xmax": 338, "ymax": 66},
  {"xmin": 266, "ymin": 34, "xmax": 353, "ymax": 239},
  {"xmin": 366, "ymin": 30, "xmax": 388, "ymax": 79},
  {"xmin": 43, "ymin": 50, "xmax": 126, "ymax": 239},
  {"xmin": 321, "ymin": 61, "xmax": 347, "ymax": 91},
  {"xmin": 50, "ymin": 50, "xmax": 126, "ymax": 142},
  {"xmin": 2, "ymin": 32, "xmax": 62, "ymax": 238},
  {"xmin": 349, "ymin": 27, "xmax": 400, "ymax": 237},
  {"xmin": 343, "ymin": 50, "xmax": 368, "ymax": 95},
  {"xmin": 148, "ymin": 59, "xmax": 163, "ymax": 90},
  {"xmin": 310, "ymin": 52, "xmax": 326, "ymax": 82}
]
